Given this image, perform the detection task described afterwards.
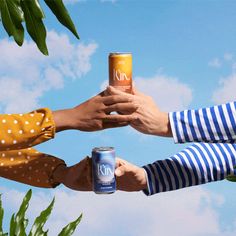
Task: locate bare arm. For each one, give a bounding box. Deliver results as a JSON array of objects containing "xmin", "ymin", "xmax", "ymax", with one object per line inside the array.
[{"xmin": 52, "ymin": 93, "xmax": 138, "ymax": 132}]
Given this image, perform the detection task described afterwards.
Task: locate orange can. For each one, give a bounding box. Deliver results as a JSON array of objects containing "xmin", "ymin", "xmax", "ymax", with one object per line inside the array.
[{"xmin": 109, "ymin": 52, "xmax": 132, "ymax": 93}]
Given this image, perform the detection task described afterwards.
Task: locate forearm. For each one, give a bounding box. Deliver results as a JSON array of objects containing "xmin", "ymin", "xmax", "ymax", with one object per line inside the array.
[
  {"xmin": 0, "ymin": 148, "xmax": 66, "ymax": 188},
  {"xmin": 169, "ymin": 101, "xmax": 236, "ymax": 143},
  {"xmin": 143, "ymin": 143, "xmax": 236, "ymax": 196}
]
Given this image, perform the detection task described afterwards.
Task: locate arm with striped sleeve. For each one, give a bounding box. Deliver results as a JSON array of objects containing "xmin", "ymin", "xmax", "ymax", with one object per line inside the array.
[
  {"xmin": 169, "ymin": 101, "xmax": 236, "ymax": 143},
  {"xmin": 143, "ymin": 143, "xmax": 236, "ymax": 196}
]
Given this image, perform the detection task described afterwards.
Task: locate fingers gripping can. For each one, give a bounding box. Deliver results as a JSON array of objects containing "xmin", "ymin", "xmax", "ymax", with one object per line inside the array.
[
  {"xmin": 109, "ymin": 52, "xmax": 132, "ymax": 93},
  {"xmin": 92, "ymin": 147, "xmax": 116, "ymax": 194}
]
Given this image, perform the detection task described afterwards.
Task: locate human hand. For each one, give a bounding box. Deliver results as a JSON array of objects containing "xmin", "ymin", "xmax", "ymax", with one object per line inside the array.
[
  {"xmin": 115, "ymin": 158, "xmax": 147, "ymax": 192},
  {"xmin": 53, "ymin": 156, "xmax": 148, "ymax": 192},
  {"xmin": 53, "ymin": 92, "xmax": 138, "ymax": 132},
  {"xmin": 106, "ymin": 86, "xmax": 172, "ymax": 137},
  {"xmin": 52, "ymin": 157, "xmax": 92, "ymax": 191}
]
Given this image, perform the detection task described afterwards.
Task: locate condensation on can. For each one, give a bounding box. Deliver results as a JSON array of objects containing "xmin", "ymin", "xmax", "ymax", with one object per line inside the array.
[
  {"xmin": 109, "ymin": 52, "xmax": 132, "ymax": 93},
  {"xmin": 92, "ymin": 147, "xmax": 116, "ymax": 194}
]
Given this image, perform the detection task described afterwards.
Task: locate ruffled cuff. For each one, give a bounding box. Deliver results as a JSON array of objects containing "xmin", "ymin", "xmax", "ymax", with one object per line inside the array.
[
  {"xmin": 0, "ymin": 108, "xmax": 56, "ymax": 151},
  {"xmin": 28, "ymin": 108, "xmax": 56, "ymax": 145}
]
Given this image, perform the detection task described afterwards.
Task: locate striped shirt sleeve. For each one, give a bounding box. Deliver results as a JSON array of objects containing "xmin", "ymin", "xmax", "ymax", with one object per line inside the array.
[
  {"xmin": 169, "ymin": 101, "xmax": 236, "ymax": 143},
  {"xmin": 142, "ymin": 143, "xmax": 236, "ymax": 196}
]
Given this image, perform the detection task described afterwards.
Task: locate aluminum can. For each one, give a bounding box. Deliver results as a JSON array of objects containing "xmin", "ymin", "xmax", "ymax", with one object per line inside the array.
[
  {"xmin": 109, "ymin": 52, "xmax": 132, "ymax": 93},
  {"xmin": 92, "ymin": 147, "xmax": 116, "ymax": 194}
]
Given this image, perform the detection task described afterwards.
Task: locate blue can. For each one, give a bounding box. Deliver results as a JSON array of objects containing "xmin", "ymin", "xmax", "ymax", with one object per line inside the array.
[{"xmin": 92, "ymin": 147, "xmax": 116, "ymax": 194}]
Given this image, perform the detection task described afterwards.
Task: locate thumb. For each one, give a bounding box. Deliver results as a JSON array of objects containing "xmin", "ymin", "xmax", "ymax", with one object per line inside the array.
[
  {"xmin": 107, "ymin": 86, "xmax": 126, "ymax": 95},
  {"xmin": 115, "ymin": 165, "xmax": 126, "ymax": 177}
]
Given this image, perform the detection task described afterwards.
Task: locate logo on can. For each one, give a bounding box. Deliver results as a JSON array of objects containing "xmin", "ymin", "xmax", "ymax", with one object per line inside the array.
[
  {"xmin": 92, "ymin": 147, "xmax": 116, "ymax": 194},
  {"xmin": 109, "ymin": 52, "xmax": 132, "ymax": 93}
]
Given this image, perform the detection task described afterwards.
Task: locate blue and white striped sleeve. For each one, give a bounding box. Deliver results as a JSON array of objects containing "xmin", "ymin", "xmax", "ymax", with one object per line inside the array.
[
  {"xmin": 169, "ymin": 101, "xmax": 236, "ymax": 143},
  {"xmin": 142, "ymin": 143, "xmax": 236, "ymax": 196}
]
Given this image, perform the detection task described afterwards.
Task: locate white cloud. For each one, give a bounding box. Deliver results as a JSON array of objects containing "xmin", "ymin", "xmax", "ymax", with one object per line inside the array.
[
  {"xmin": 232, "ymin": 62, "xmax": 236, "ymax": 71},
  {"xmin": 208, "ymin": 58, "xmax": 221, "ymax": 68},
  {"xmin": 1, "ymin": 186, "xmax": 236, "ymax": 236},
  {"xmin": 210, "ymin": 54, "xmax": 236, "ymax": 104},
  {"xmin": 0, "ymin": 31, "xmax": 98, "ymax": 113},
  {"xmin": 212, "ymin": 73, "xmax": 236, "ymax": 104},
  {"xmin": 224, "ymin": 53, "xmax": 233, "ymax": 61},
  {"xmin": 134, "ymin": 74, "xmax": 193, "ymax": 111}
]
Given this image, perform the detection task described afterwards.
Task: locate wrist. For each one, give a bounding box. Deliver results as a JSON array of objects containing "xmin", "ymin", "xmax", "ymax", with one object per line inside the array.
[
  {"xmin": 52, "ymin": 109, "xmax": 75, "ymax": 132},
  {"xmin": 51, "ymin": 164, "xmax": 68, "ymax": 185},
  {"xmin": 161, "ymin": 112, "xmax": 172, "ymax": 137},
  {"xmin": 141, "ymin": 167, "xmax": 153, "ymax": 195},
  {"xmin": 153, "ymin": 112, "xmax": 172, "ymax": 137},
  {"xmin": 139, "ymin": 167, "xmax": 148, "ymax": 191}
]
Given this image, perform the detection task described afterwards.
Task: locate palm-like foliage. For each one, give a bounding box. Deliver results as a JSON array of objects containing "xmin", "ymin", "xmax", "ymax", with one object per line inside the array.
[
  {"xmin": 0, "ymin": 0, "xmax": 79, "ymax": 55},
  {"xmin": 0, "ymin": 189, "xmax": 82, "ymax": 236},
  {"xmin": 226, "ymin": 166, "xmax": 236, "ymax": 182}
]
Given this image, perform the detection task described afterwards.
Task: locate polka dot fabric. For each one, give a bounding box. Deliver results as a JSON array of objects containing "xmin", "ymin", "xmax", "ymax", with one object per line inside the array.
[
  {"xmin": 0, "ymin": 108, "xmax": 55, "ymax": 151},
  {"xmin": 0, "ymin": 108, "xmax": 65, "ymax": 188},
  {"xmin": 0, "ymin": 148, "xmax": 65, "ymax": 188}
]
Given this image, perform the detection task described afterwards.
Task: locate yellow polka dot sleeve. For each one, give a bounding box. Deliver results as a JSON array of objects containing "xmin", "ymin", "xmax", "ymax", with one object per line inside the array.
[
  {"xmin": 0, "ymin": 148, "xmax": 66, "ymax": 188},
  {"xmin": 0, "ymin": 108, "xmax": 55, "ymax": 151}
]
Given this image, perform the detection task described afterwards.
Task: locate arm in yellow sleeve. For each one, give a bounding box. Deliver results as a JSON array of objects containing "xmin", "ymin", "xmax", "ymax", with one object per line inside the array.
[
  {"xmin": 0, "ymin": 108, "xmax": 55, "ymax": 151},
  {"xmin": 0, "ymin": 148, "xmax": 65, "ymax": 188}
]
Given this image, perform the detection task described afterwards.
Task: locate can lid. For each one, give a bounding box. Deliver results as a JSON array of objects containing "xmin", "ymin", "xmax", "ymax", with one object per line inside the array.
[
  {"xmin": 109, "ymin": 52, "xmax": 132, "ymax": 56},
  {"xmin": 92, "ymin": 147, "xmax": 114, "ymax": 152}
]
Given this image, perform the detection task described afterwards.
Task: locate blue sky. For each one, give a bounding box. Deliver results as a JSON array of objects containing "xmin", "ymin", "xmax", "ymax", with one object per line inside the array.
[{"xmin": 1, "ymin": 0, "xmax": 236, "ymax": 235}]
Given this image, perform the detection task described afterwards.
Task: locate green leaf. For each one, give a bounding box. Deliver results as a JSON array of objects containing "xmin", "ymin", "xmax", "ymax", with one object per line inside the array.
[
  {"xmin": 0, "ymin": 194, "xmax": 7, "ymax": 236},
  {"xmin": 0, "ymin": 0, "xmax": 24, "ymax": 45},
  {"xmin": 9, "ymin": 214, "xmax": 16, "ymax": 236},
  {"xmin": 29, "ymin": 0, "xmax": 45, "ymax": 19},
  {"xmin": 58, "ymin": 213, "xmax": 83, "ymax": 236},
  {"xmin": 21, "ymin": 0, "xmax": 48, "ymax": 55},
  {"xmin": 29, "ymin": 197, "xmax": 55, "ymax": 236},
  {"xmin": 226, "ymin": 175, "xmax": 236, "ymax": 182},
  {"xmin": 0, "ymin": 0, "xmax": 16, "ymax": 36},
  {"xmin": 7, "ymin": 0, "xmax": 24, "ymax": 45},
  {"xmin": 13, "ymin": 189, "xmax": 32, "ymax": 236},
  {"xmin": 0, "ymin": 194, "xmax": 4, "ymax": 233},
  {"xmin": 44, "ymin": 0, "xmax": 79, "ymax": 39},
  {"xmin": 8, "ymin": 0, "xmax": 24, "ymax": 22}
]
